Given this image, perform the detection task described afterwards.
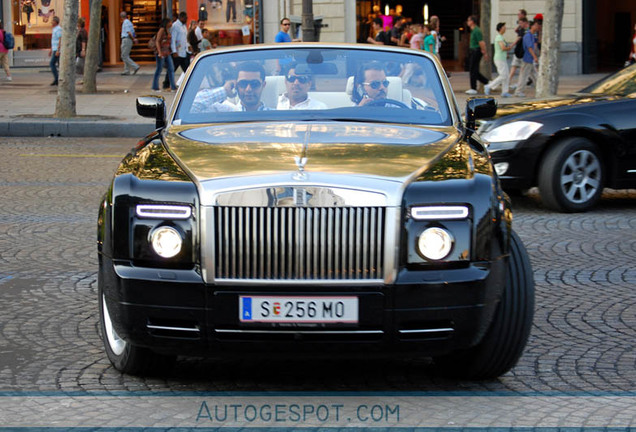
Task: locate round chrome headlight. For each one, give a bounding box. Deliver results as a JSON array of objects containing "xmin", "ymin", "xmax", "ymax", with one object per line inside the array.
[
  {"xmin": 150, "ymin": 226, "xmax": 183, "ymax": 258},
  {"xmin": 417, "ymin": 227, "xmax": 454, "ymax": 261}
]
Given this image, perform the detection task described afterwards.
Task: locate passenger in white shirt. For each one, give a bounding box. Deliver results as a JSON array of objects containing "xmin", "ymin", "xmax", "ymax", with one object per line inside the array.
[{"xmin": 277, "ymin": 68, "xmax": 327, "ymax": 110}]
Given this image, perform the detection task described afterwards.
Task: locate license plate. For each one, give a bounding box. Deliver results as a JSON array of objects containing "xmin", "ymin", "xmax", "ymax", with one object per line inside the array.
[{"xmin": 239, "ymin": 296, "xmax": 358, "ymax": 323}]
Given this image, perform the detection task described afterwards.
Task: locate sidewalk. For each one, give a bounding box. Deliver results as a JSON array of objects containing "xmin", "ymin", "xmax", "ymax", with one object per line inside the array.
[{"xmin": 0, "ymin": 64, "xmax": 605, "ymax": 137}]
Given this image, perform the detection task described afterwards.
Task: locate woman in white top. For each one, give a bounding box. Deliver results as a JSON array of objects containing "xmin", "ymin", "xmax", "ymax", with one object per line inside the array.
[{"xmin": 485, "ymin": 22, "xmax": 515, "ymax": 97}]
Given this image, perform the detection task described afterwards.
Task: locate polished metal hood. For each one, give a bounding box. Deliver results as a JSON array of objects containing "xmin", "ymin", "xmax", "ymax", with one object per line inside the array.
[{"xmin": 165, "ymin": 122, "xmax": 461, "ymax": 207}]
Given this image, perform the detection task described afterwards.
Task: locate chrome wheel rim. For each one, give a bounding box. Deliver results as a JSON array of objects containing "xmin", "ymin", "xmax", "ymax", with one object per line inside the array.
[
  {"xmin": 102, "ymin": 295, "xmax": 127, "ymax": 356},
  {"xmin": 559, "ymin": 150, "xmax": 601, "ymax": 204}
]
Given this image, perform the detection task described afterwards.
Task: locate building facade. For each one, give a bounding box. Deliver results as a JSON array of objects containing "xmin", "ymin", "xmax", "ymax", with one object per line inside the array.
[{"xmin": 0, "ymin": 0, "xmax": 633, "ymax": 73}]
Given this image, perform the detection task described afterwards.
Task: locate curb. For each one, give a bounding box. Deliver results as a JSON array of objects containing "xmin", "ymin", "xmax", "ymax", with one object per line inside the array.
[{"xmin": 0, "ymin": 120, "xmax": 156, "ymax": 138}]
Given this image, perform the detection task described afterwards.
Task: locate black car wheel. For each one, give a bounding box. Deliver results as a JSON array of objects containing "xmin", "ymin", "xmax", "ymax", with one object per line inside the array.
[
  {"xmin": 434, "ymin": 230, "xmax": 535, "ymax": 379},
  {"xmin": 99, "ymin": 285, "xmax": 176, "ymax": 375},
  {"xmin": 538, "ymin": 137, "xmax": 603, "ymax": 212}
]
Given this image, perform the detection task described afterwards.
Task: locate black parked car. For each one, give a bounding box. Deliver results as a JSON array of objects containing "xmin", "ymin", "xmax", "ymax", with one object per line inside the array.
[
  {"xmin": 480, "ymin": 63, "xmax": 636, "ymax": 212},
  {"xmin": 98, "ymin": 44, "xmax": 534, "ymax": 379}
]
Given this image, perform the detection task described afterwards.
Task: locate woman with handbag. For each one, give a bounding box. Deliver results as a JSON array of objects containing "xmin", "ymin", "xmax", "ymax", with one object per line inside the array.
[{"xmin": 152, "ymin": 18, "xmax": 177, "ymax": 92}]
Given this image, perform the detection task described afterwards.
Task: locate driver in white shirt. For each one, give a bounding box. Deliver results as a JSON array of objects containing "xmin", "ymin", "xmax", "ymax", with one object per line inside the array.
[{"xmin": 277, "ymin": 67, "xmax": 327, "ymax": 110}]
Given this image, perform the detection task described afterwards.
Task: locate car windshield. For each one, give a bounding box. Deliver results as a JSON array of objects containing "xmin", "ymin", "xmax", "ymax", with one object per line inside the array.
[
  {"xmin": 580, "ymin": 63, "xmax": 636, "ymax": 96},
  {"xmin": 173, "ymin": 47, "xmax": 452, "ymax": 126}
]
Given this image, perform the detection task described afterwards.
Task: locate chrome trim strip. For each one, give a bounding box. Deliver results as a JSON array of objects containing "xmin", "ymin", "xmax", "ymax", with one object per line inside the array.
[
  {"xmin": 214, "ymin": 278, "xmax": 384, "ymax": 286},
  {"xmin": 215, "ymin": 329, "xmax": 384, "ymax": 335},
  {"xmin": 147, "ymin": 324, "xmax": 200, "ymax": 332},
  {"xmin": 200, "ymin": 206, "xmax": 215, "ymax": 283},
  {"xmin": 411, "ymin": 206, "xmax": 469, "ymax": 220},
  {"xmin": 399, "ymin": 328, "xmax": 454, "ymax": 334},
  {"xmin": 384, "ymin": 207, "xmax": 398, "ymax": 284},
  {"xmin": 136, "ymin": 204, "xmax": 192, "ymax": 219}
]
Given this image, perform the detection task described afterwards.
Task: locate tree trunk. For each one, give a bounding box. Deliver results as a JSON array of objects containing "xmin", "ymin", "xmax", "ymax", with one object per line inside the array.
[
  {"xmin": 54, "ymin": 0, "xmax": 79, "ymax": 118},
  {"xmin": 479, "ymin": 0, "xmax": 492, "ymax": 81},
  {"xmin": 301, "ymin": 0, "xmax": 315, "ymax": 42},
  {"xmin": 536, "ymin": 0, "xmax": 564, "ymax": 97},
  {"xmin": 83, "ymin": 0, "xmax": 103, "ymax": 94}
]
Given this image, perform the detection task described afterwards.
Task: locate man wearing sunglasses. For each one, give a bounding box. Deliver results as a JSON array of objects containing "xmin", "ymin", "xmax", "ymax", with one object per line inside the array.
[
  {"xmin": 277, "ymin": 67, "xmax": 327, "ymax": 110},
  {"xmin": 191, "ymin": 62, "xmax": 271, "ymax": 112},
  {"xmin": 353, "ymin": 62, "xmax": 391, "ymax": 106},
  {"xmin": 275, "ymin": 18, "xmax": 301, "ymax": 43}
]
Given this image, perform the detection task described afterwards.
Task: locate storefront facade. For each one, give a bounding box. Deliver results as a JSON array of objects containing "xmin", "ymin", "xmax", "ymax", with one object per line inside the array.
[{"xmin": 2, "ymin": 0, "xmax": 268, "ymax": 66}]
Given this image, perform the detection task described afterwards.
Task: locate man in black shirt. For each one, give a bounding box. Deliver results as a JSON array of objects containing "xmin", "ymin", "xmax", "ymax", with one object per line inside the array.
[{"xmin": 367, "ymin": 18, "xmax": 389, "ymax": 45}]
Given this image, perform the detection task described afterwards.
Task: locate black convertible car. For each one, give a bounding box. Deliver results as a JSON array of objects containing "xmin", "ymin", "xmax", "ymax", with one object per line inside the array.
[
  {"xmin": 480, "ymin": 63, "xmax": 636, "ymax": 212},
  {"xmin": 97, "ymin": 44, "xmax": 534, "ymax": 379}
]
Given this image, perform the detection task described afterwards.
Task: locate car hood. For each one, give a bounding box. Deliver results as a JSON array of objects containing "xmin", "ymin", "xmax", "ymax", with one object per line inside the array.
[
  {"xmin": 492, "ymin": 93, "xmax": 624, "ymax": 119},
  {"xmin": 165, "ymin": 122, "xmax": 460, "ymax": 183}
]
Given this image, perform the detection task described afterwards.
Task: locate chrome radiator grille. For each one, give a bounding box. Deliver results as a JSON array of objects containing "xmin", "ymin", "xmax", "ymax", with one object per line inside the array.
[{"xmin": 213, "ymin": 207, "xmax": 386, "ymax": 280}]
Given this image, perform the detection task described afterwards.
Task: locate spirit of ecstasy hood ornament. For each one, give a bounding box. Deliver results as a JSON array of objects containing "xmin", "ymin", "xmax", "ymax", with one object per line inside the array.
[{"xmin": 293, "ymin": 156, "xmax": 308, "ymax": 180}]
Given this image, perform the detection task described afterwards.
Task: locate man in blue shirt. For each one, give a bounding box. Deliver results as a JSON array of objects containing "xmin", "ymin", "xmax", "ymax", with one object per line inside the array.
[
  {"xmin": 514, "ymin": 20, "xmax": 540, "ymax": 97},
  {"xmin": 49, "ymin": 16, "xmax": 62, "ymax": 85},
  {"xmin": 275, "ymin": 18, "xmax": 299, "ymax": 42},
  {"xmin": 119, "ymin": 11, "xmax": 139, "ymax": 75}
]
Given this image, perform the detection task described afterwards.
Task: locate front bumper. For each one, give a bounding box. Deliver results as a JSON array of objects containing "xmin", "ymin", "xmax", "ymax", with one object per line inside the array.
[
  {"xmin": 487, "ymin": 135, "xmax": 548, "ymax": 190},
  {"xmin": 99, "ymin": 254, "xmax": 506, "ymax": 358}
]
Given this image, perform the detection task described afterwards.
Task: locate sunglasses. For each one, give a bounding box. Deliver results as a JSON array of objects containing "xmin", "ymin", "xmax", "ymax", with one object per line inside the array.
[
  {"xmin": 286, "ymin": 75, "xmax": 310, "ymax": 84},
  {"xmin": 236, "ymin": 79, "xmax": 263, "ymax": 89},
  {"xmin": 363, "ymin": 80, "xmax": 390, "ymax": 90},
  {"xmin": 282, "ymin": 23, "xmax": 291, "ymax": 26}
]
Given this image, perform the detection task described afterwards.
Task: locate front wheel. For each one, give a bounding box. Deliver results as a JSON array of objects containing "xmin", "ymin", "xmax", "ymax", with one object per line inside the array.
[
  {"xmin": 99, "ymin": 285, "xmax": 175, "ymax": 375},
  {"xmin": 434, "ymin": 230, "xmax": 535, "ymax": 379},
  {"xmin": 538, "ymin": 137, "xmax": 603, "ymax": 212}
]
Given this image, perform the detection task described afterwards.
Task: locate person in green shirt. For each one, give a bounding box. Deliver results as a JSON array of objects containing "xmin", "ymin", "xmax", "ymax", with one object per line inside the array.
[
  {"xmin": 485, "ymin": 22, "xmax": 515, "ymax": 97},
  {"xmin": 465, "ymin": 15, "xmax": 489, "ymax": 95},
  {"xmin": 423, "ymin": 24, "xmax": 437, "ymax": 55}
]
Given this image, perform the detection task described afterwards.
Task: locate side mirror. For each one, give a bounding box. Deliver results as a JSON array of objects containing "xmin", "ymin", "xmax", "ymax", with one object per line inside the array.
[
  {"xmin": 465, "ymin": 97, "xmax": 497, "ymax": 131},
  {"xmin": 136, "ymin": 96, "xmax": 166, "ymax": 130}
]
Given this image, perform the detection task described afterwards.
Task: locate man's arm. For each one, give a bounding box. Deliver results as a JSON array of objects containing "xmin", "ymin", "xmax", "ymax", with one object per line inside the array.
[{"xmin": 479, "ymin": 40, "xmax": 489, "ymax": 59}]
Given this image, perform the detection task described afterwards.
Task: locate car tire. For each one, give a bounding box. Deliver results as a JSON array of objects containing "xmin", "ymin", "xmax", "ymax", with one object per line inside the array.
[
  {"xmin": 99, "ymin": 285, "xmax": 176, "ymax": 375},
  {"xmin": 434, "ymin": 230, "xmax": 535, "ymax": 379},
  {"xmin": 538, "ymin": 137, "xmax": 603, "ymax": 212}
]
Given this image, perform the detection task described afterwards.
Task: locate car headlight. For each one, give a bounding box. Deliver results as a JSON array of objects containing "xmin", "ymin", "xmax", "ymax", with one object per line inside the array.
[
  {"xmin": 150, "ymin": 226, "xmax": 183, "ymax": 258},
  {"xmin": 417, "ymin": 227, "xmax": 454, "ymax": 261},
  {"xmin": 481, "ymin": 121, "xmax": 543, "ymax": 143}
]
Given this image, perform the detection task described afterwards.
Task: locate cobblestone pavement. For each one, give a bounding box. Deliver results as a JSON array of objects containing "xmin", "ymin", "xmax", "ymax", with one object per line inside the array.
[{"xmin": 0, "ymin": 137, "xmax": 635, "ymax": 396}]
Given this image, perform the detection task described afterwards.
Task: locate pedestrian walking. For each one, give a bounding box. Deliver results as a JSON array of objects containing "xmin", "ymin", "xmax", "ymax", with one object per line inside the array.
[
  {"xmin": 163, "ymin": 12, "xmax": 188, "ymax": 88},
  {"xmin": 275, "ymin": 18, "xmax": 300, "ymax": 42},
  {"xmin": 75, "ymin": 17, "xmax": 88, "ymax": 76},
  {"xmin": 423, "ymin": 24, "xmax": 437, "ymax": 55},
  {"xmin": 119, "ymin": 11, "xmax": 140, "ymax": 76},
  {"xmin": 152, "ymin": 18, "xmax": 177, "ymax": 92},
  {"xmin": 465, "ymin": 15, "xmax": 489, "ymax": 95},
  {"xmin": 430, "ymin": 16, "xmax": 446, "ymax": 60},
  {"xmin": 187, "ymin": 20, "xmax": 200, "ymax": 58},
  {"xmin": 48, "ymin": 16, "xmax": 61, "ymax": 86},
  {"xmin": 0, "ymin": 20, "xmax": 13, "ymax": 81},
  {"xmin": 508, "ymin": 11, "xmax": 528, "ymax": 88},
  {"xmin": 367, "ymin": 17, "xmax": 389, "ymax": 45},
  {"xmin": 199, "ymin": 29, "xmax": 212, "ymax": 51},
  {"xmin": 409, "ymin": 23, "xmax": 423, "ymax": 50},
  {"xmin": 514, "ymin": 20, "xmax": 541, "ymax": 97},
  {"xmin": 485, "ymin": 22, "xmax": 514, "ymax": 97}
]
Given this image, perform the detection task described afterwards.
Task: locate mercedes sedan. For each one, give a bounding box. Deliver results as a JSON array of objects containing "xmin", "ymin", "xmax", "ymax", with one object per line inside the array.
[{"xmin": 480, "ymin": 63, "xmax": 636, "ymax": 212}]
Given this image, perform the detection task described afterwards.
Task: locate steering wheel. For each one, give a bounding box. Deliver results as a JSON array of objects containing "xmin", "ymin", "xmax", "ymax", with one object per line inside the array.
[{"xmin": 363, "ymin": 98, "xmax": 410, "ymax": 109}]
